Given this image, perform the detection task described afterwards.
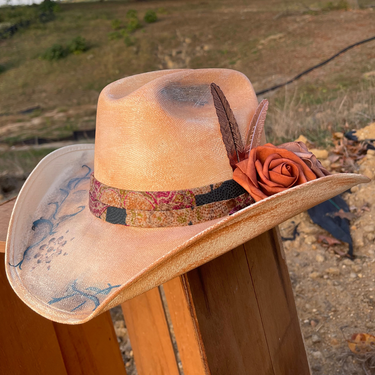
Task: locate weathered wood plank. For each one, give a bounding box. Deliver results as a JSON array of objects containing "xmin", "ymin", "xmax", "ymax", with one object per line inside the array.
[
  {"xmin": 122, "ymin": 287, "xmax": 179, "ymax": 375},
  {"xmin": 0, "ymin": 198, "xmax": 15, "ymax": 253},
  {"xmin": 185, "ymin": 243, "xmax": 275, "ymax": 375},
  {"xmin": 53, "ymin": 312, "xmax": 127, "ymax": 375},
  {"xmin": 0, "ymin": 252, "xmax": 68, "ymax": 375},
  {"xmin": 163, "ymin": 276, "xmax": 209, "ymax": 375},
  {"xmin": 243, "ymin": 228, "xmax": 311, "ymax": 375}
]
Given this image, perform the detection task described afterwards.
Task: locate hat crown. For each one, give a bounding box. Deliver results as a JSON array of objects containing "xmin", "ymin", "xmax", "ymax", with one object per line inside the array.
[{"xmin": 94, "ymin": 69, "xmax": 258, "ymax": 191}]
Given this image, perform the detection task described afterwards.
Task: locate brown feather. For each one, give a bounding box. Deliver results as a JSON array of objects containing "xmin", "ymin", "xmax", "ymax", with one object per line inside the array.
[
  {"xmin": 245, "ymin": 99, "xmax": 269, "ymax": 153},
  {"xmin": 210, "ymin": 83, "xmax": 244, "ymax": 169}
]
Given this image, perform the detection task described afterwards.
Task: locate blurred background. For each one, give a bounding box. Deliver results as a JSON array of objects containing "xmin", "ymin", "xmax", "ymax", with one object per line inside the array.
[
  {"xmin": 1, "ymin": 1, "xmax": 375, "ymax": 374},
  {"xmin": 0, "ymin": 0, "xmax": 374, "ymax": 198}
]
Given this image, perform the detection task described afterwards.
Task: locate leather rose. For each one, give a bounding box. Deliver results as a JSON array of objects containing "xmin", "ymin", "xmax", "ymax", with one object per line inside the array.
[
  {"xmin": 278, "ymin": 141, "xmax": 330, "ymax": 178},
  {"xmin": 233, "ymin": 143, "xmax": 323, "ymax": 202}
]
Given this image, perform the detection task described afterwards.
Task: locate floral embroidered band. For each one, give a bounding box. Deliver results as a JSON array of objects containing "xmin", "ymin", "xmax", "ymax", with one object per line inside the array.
[{"xmin": 89, "ymin": 174, "xmax": 254, "ymax": 228}]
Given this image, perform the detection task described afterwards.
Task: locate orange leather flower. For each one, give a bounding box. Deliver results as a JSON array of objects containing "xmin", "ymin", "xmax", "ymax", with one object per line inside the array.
[
  {"xmin": 233, "ymin": 143, "xmax": 319, "ymax": 202},
  {"xmin": 278, "ymin": 141, "xmax": 330, "ymax": 178}
]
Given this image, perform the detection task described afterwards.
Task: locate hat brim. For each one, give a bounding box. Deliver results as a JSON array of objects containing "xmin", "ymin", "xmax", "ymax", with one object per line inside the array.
[{"xmin": 5, "ymin": 144, "xmax": 369, "ymax": 324}]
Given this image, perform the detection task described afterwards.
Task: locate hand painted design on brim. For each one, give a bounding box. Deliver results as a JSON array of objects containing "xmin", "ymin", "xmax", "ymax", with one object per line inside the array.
[{"xmin": 5, "ymin": 69, "xmax": 369, "ymax": 324}]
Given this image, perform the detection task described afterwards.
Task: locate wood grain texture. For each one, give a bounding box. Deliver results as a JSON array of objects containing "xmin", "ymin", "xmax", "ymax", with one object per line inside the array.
[
  {"xmin": 0, "ymin": 252, "xmax": 68, "ymax": 375},
  {"xmin": 53, "ymin": 312, "xmax": 127, "ymax": 375},
  {"xmin": 163, "ymin": 276, "xmax": 209, "ymax": 375},
  {"xmin": 0, "ymin": 198, "xmax": 15, "ymax": 253},
  {"xmin": 243, "ymin": 228, "xmax": 311, "ymax": 375},
  {"xmin": 184, "ymin": 230, "xmax": 311, "ymax": 375},
  {"xmin": 121, "ymin": 287, "xmax": 179, "ymax": 375},
  {"xmin": 185, "ymin": 245, "xmax": 274, "ymax": 375}
]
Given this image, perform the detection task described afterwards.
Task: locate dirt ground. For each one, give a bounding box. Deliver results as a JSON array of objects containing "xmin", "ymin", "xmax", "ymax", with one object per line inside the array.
[{"xmin": 280, "ymin": 176, "xmax": 375, "ymax": 374}]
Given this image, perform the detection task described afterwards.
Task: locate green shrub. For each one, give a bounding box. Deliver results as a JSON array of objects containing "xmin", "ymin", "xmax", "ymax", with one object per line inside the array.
[
  {"xmin": 41, "ymin": 37, "xmax": 88, "ymax": 60},
  {"xmin": 41, "ymin": 43, "xmax": 68, "ymax": 60},
  {"xmin": 126, "ymin": 9, "xmax": 138, "ymax": 19},
  {"xmin": 68, "ymin": 36, "xmax": 88, "ymax": 54},
  {"xmin": 322, "ymin": 0, "xmax": 348, "ymax": 11},
  {"xmin": 111, "ymin": 18, "xmax": 122, "ymax": 30},
  {"xmin": 0, "ymin": 6, "xmax": 38, "ymax": 24},
  {"xmin": 124, "ymin": 33, "xmax": 135, "ymax": 47},
  {"xmin": 127, "ymin": 17, "xmax": 142, "ymax": 32},
  {"xmin": 39, "ymin": 0, "xmax": 60, "ymax": 13},
  {"xmin": 144, "ymin": 10, "xmax": 157, "ymax": 23},
  {"xmin": 108, "ymin": 31, "xmax": 122, "ymax": 41},
  {"xmin": 108, "ymin": 29, "xmax": 128, "ymax": 41},
  {"xmin": 0, "ymin": 65, "xmax": 6, "ymax": 74}
]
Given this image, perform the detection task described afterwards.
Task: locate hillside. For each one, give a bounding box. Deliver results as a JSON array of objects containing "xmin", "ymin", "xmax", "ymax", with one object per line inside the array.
[{"xmin": 0, "ymin": 0, "xmax": 374, "ymax": 153}]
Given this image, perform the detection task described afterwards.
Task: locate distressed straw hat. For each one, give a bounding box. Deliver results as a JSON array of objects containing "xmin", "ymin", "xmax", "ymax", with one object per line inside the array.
[{"xmin": 5, "ymin": 69, "xmax": 369, "ymax": 324}]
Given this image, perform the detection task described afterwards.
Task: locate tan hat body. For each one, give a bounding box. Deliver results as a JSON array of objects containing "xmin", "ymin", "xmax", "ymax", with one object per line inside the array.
[
  {"xmin": 5, "ymin": 69, "xmax": 369, "ymax": 324},
  {"xmin": 95, "ymin": 69, "xmax": 258, "ymax": 190}
]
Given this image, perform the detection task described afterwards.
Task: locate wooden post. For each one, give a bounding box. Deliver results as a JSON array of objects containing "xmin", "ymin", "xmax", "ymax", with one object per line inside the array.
[
  {"xmin": 0, "ymin": 199, "xmax": 127, "ymax": 375},
  {"xmin": 122, "ymin": 228, "xmax": 311, "ymax": 375},
  {"xmin": 1, "ymin": 197, "xmax": 311, "ymax": 374}
]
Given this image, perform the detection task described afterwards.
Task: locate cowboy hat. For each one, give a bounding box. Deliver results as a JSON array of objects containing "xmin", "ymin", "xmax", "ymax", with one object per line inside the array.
[{"xmin": 5, "ymin": 69, "xmax": 368, "ymax": 324}]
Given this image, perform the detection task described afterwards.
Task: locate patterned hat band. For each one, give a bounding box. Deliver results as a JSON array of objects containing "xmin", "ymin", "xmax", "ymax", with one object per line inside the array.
[{"xmin": 89, "ymin": 174, "xmax": 254, "ymax": 228}]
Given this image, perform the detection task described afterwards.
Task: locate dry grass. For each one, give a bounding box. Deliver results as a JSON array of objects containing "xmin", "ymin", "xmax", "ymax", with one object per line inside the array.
[
  {"xmin": 266, "ymin": 78, "xmax": 375, "ymax": 146},
  {"xmin": 0, "ymin": 148, "xmax": 55, "ymax": 176}
]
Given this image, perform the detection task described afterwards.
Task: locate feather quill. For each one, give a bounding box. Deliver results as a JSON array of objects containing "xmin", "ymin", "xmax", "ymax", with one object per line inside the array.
[
  {"xmin": 245, "ymin": 99, "xmax": 269, "ymax": 153},
  {"xmin": 210, "ymin": 83, "xmax": 244, "ymax": 169}
]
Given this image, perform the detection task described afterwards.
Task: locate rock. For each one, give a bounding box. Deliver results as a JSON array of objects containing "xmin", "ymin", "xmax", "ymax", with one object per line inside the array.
[
  {"xmin": 355, "ymin": 122, "xmax": 375, "ymax": 141},
  {"xmin": 308, "ymin": 149, "xmax": 329, "ymax": 160},
  {"xmin": 352, "ymin": 232, "xmax": 364, "ymax": 247},
  {"xmin": 305, "ymin": 235, "xmax": 316, "ymax": 244},
  {"xmin": 185, "ymin": 38, "xmax": 192, "ymax": 44},
  {"xmin": 325, "ymin": 267, "xmax": 340, "ymax": 276},
  {"xmin": 363, "ymin": 225, "xmax": 375, "ymax": 233},
  {"xmin": 367, "ymin": 233, "xmax": 375, "ymax": 241},
  {"xmin": 299, "ymin": 221, "xmax": 321, "ymax": 235},
  {"xmin": 312, "ymin": 334, "xmax": 321, "ymax": 343},
  {"xmin": 294, "ymin": 135, "xmax": 309, "ymax": 143},
  {"xmin": 351, "ymin": 186, "xmax": 359, "ymax": 193},
  {"xmin": 315, "ymin": 254, "xmax": 325, "ymax": 263},
  {"xmin": 321, "ymin": 159, "xmax": 331, "ymax": 169},
  {"xmin": 342, "ymin": 259, "xmax": 353, "ymax": 266},
  {"xmin": 311, "ymin": 364, "xmax": 322, "ymax": 371},
  {"xmin": 113, "ymin": 320, "xmax": 127, "ymax": 339},
  {"xmin": 31, "ymin": 117, "xmax": 43, "ymax": 125},
  {"xmin": 309, "ymin": 272, "xmax": 321, "ymax": 279},
  {"xmin": 312, "ymin": 351, "xmax": 323, "ymax": 359},
  {"xmin": 361, "ymin": 167, "xmax": 374, "ymax": 180},
  {"xmin": 352, "ymin": 265, "xmax": 362, "ymax": 273},
  {"xmin": 350, "ymin": 272, "xmax": 357, "ymax": 278},
  {"xmin": 366, "ymin": 322, "xmax": 375, "ymax": 329},
  {"xmin": 330, "ymin": 338, "xmax": 340, "ymax": 347}
]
